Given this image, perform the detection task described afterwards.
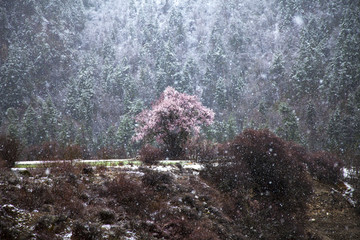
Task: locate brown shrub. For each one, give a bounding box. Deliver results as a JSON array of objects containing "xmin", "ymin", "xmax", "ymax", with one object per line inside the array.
[
  {"xmin": 141, "ymin": 169, "xmax": 173, "ymax": 191},
  {"xmin": 72, "ymin": 221, "xmax": 101, "ymax": 240},
  {"xmin": 162, "ymin": 219, "xmax": 193, "ymax": 239},
  {"xmin": 201, "ymin": 129, "xmax": 313, "ymax": 239},
  {"xmin": 139, "ymin": 144, "xmax": 163, "ymax": 164},
  {"xmin": 102, "ymin": 173, "xmax": 152, "ymax": 215},
  {"xmin": 36, "ymin": 141, "xmax": 62, "ymax": 160},
  {"xmin": 0, "ymin": 135, "xmax": 21, "ymax": 168},
  {"xmin": 96, "ymin": 146, "xmax": 127, "ymax": 159},
  {"xmin": 184, "ymin": 138, "xmax": 219, "ymax": 162},
  {"xmin": 306, "ymin": 151, "xmax": 344, "ymax": 184},
  {"xmin": 63, "ymin": 144, "xmax": 84, "ymax": 160},
  {"xmin": 230, "ymin": 129, "xmax": 312, "ymax": 204}
]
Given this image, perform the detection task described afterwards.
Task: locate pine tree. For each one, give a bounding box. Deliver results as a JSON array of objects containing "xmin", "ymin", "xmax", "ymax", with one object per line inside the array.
[
  {"xmin": 327, "ymin": 108, "xmax": 342, "ymax": 150},
  {"xmin": 66, "ymin": 65, "xmax": 95, "ymax": 127},
  {"xmin": 167, "ymin": 8, "xmax": 186, "ymax": 45},
  {"xmin": 226, "ymin": 115, "xmax": 238, "ymax": 140},
  {"xmin": 267, "ymin": 53, "xmax": 285, "ymax": 104},
  {"xmin": 0, "ymin": 41, "xmax": 33, "ymax": 113},
  {"xmin": 155, "ymin": 42, "xmax": 181, "ymax": 95},
  {"xmin": 5, "ymin": 107, "xmax": 19, "ymax": 138},
  {"xmin": 215, "ymin": 77, "xmax": 227, "ymax": 108},
  {"xmin": 291, "ymin": 18, "xmax": 326, "ymax": 100},
  {"xmin": 58, "ymin": 120, "xmax": 75, "ymax": 147},
  {"xmin": 116, "ymin": 114, "xmax": 136, "ymax": 155},
  {"xmin": 40, "ymin": 96, "xmax": 59, "ymax": 142},
  {"xmin": 22, "ymin": 106, "xmax": 39, "ymax": 146},
  {"xmin": 306, "ymin": 102, "xmax": 317, "ymax": 150},
  {"xmin": 177, "ymin": 59, "xmax": 199, "ymax": 94},
  {"xmin": 230, "ymin": 74, "xmax": 245, "ymax": 103},
  {"xmin": 277, "ymin": 103, "xmax": 301, "ymax": 142},
  {"xmin": 327, "ymin": 5, "xmax": 360, "ymax": 104}
]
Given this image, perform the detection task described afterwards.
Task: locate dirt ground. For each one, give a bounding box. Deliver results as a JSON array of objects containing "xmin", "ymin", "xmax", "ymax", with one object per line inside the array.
[
  {"xmin": 306, "ymin": 179, "xmax": 360, "ymax": 239},
  {"xmin": 1, "ymin": 165, "xmax": 359, "ymax": 239}
]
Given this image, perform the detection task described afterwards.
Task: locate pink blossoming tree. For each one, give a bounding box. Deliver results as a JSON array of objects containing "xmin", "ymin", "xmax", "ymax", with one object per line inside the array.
[{"xmin": 133, "ymin": 87, "xmax": 215, "ymax": 158}]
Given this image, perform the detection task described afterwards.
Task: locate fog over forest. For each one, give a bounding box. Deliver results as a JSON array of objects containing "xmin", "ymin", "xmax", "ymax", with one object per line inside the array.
[{"xmin": 0, "ymin": 0, "xmax": 359, "ymax": 163}]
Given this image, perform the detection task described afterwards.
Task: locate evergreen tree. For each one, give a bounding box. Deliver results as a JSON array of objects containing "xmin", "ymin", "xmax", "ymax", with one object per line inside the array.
[
  {"xmin": 230, "ymin": 74, "xmax": 245, "ymax": 103},
  {"xmin": 5, "ymin": 107, "xmax": 19, "ymax": 138},
  {"xmin": 167, "ymin": 8, "xmax": 186, "ymax": 45},
  {"xmin": 155, "ymin": 42, "xmax": 181, "ymax": 95},
  {"xmin": 291, "ymin": 18, "xmax": 326, "ymax": 100},
  {"xmin": 228, "ymin": 23, "xmax": 245, "ymax": 53},
  {"xmin": 58, "ymin": 120, "xmax": 75, "ymax": 147},
  {"xmin": 226, "ymin": 115, "xmax": 238, "ymax": 140},
  {"xmin": 66, "ymin": 65, "xmax": 95, "ymax": 127},
  {"xmin": 266, "ymin": 53, "xmax": 285, "ymax": 105},
  {"xmin": 22, "ymin": 106, "xmax": 39, "ymax": 146},
  {"xmin": 116, "ymin": 114, "xmax": 136, "ymax": 155},
  {"xmin": 0, "ymin": 41, "xmax": 33, "ymax": 113},
  {"xmin": 177, "ymin": 59, "xmax": 199, "ymax": 94},
  {"xmin": 207, "ymin": 28, "xmax": 228, "ymax": 78},
  {"xmin": 277, "ymin": 0, "xmax": 300, "ymax": 29},
  {"xmin": 105, "ymin": 125, "xmax": 117, "ymax": 148},
  {"xmin": 306, "ymin": 102, "xmax": 317, "ymax": 150},
  {"xmin": 327, "ymin": 5, "xmax": 360, "ymax": 104},
  {"xmin": 40, "ymin": 96, "xmax": 59, "ymax": 142},
  {"xmin": 327, "ymin": 108, "xmax": 342, "ymax": 150},
  {"xmin": 215, "ymin": 77, "xmax": 227, "ymax": 108},
  {"xmin": 277, "ymin": 103, "xmax": 301, "ymax": 142}
]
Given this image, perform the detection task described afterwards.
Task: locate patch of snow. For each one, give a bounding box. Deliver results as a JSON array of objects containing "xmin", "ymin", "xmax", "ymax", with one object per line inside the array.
[
  {"xmin": 343, "ymin": 182, "xmax": 356, "ymax": 207},
  {"xmin": 124, "ymin": 230, "xmax": 137, "ymax": 240},
  {"xmin": 63, "ymin": 231, "xmax": 72, "ymax": 240},
  {"xmin": 101, "ymin": 224, "xmax": 112, "ymax": 230},
  {"xmin": 152, "ymin": 165, "xmax": 173, "ymax": 172},
  {"xmin": 183, "ymin": 163, "xmax": 203, "ymax": 171},
  {"xmin": 343, "ymin": 168, "xmax": 357, "ymax": 179},
  {"xmin": 11, "ymin": 168, "xmax": 28, "ymax": 171}
]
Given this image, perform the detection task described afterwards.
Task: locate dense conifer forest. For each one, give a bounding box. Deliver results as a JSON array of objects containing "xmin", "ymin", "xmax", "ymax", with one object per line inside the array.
[{"xmin": 1, "ymin": 0, "xmax": 359, "ymax": 163}]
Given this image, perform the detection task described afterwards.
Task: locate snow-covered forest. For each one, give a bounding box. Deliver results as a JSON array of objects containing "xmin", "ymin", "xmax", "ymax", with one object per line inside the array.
[{"xmin": 1, "ymin": 0, "xmax": 360, "ymax": 162}]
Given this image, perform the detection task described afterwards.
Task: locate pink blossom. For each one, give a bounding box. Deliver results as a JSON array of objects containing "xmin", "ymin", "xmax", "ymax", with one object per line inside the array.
[{"xmin": 133, "ymin": 87, "xmax": 215, "ymax": 156}]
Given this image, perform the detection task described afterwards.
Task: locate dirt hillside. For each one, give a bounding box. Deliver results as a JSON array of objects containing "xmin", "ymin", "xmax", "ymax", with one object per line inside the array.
[{"xmin": 306, "ymin": 179, "xmax": 360, "ymax": 239}]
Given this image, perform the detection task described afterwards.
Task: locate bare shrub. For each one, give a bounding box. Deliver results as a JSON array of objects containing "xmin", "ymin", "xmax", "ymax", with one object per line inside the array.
[
  {"xmin": 161, "ymin": 218, "xmax": 193, "ymax": 239},
  {"xmin": 0, "ymin": 135, "xmax": 20, "ymax": 168},
  {"xmin": 184, "ymin": 138, "xmax": 218, "ymax": 162},
  {"xmin": 306, "ymin": 151, "xmax": 344, "ymax": 184},
  {"xmin": 63, "ymin": 144, "xmax": 84, "ymax": 160},
  {"xmin": 201, "ymin": 129, "xmax": 313, "ymax": 239},
  {"xmin": 230, "ymin": 129, "xmax": 312, "ymax": 204},
  {"xmin": 96, "ymin": 146, "xmax": 127, "ymax": 159},
  {"xmin": 141, "ymin": 169, "xmax": 173, "ymax": 191},
  {"xmin": 36, "ymin": 141, "xmax": 62, "ymax": 160},
  {"xmin": 103, "ymin": 173, "xmax": 151, "ymax": 215},
  {"xmin": 72, "ymin": 221, "xmax": 101, "ymax": 240},
  {"xmin": 139, "ymin": 144, "xmax": 163, "ymax": 165}
]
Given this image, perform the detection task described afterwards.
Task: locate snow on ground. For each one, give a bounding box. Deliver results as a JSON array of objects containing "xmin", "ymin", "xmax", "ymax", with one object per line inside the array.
[
  {"xmin": 343, "ymin": 167, "xmax": 358, "ymax": 179},
  {"xmin": 343, "ymin": 182, "xmax": 356, "ymax": 207},
  {"xmin": 13, "ymin": 159, "xmax": 204, "ymax": 172}
]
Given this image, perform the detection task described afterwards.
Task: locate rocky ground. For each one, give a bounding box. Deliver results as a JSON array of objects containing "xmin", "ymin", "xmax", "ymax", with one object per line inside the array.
[{"xmin": 0, "ymin": 163, "xmax": 359, "ymax": 239}]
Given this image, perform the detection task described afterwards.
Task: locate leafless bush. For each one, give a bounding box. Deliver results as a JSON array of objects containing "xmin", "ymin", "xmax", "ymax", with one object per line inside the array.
[
  {"xmin": 139, "ymin": 144, "xmax": 163, "ymax": 165},
  {"xmin": 0, "ymin": 135, "xmax": 20, "ymax": 168}
]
